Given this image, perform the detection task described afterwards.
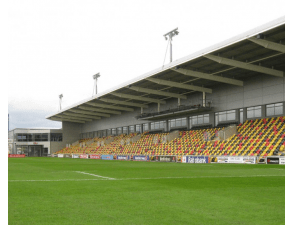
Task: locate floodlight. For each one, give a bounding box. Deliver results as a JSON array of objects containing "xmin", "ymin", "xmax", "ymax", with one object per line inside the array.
[
  {"xmin": 93, "ymin": 72, "xmax": 101, "ymax": 95},
  {"xmin": 58, "ymin": 94, "xmax": 63, "ymax": 111},
  {"xmin": 163, "ymin": 27, "xmax": 179, "ymax": 62}
]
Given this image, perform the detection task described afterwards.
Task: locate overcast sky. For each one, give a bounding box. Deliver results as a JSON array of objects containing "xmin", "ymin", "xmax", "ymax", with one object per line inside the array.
[{"xmin": 6, "ymin": 0, "xmax": 286, "ymax": 130}]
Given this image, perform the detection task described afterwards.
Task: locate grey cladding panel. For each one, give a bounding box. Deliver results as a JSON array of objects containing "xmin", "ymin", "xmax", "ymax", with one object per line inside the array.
[
  {"xmin": 244, "ymin": 89, "xmax": 263, "ymax": 100},
  {"xmin": 244, "ymin": 97, "xmax": 263, "ymax": 107},
  {"xmin": 263, "ymin": 76, "xmax": 284, "ymax": 87},
  {"xmin": 263, "ymin": 93, "xmax": 284, "ymax": 104},
  {"xmin": 263, "ymin": 84, "xmax": 284, "ymax": 96}
]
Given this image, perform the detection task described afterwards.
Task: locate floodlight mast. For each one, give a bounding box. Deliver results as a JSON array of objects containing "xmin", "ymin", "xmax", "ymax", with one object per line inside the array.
[
  {"xmin": 93, "ymin": 73, "xmax": 101, "ymax": 95},
  {"xmin": 59, "ymin": 94, "xmax": 63, "ymax": 111},
  {"xmin": 163, "ymin": 28, "xmax": 179, "ymax": 62}
]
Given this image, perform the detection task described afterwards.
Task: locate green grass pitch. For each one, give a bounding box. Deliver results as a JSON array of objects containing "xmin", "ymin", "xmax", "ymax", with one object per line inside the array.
[{"xmin": 8, "ymin": 158, "xmax": 285, "ymax": 225}]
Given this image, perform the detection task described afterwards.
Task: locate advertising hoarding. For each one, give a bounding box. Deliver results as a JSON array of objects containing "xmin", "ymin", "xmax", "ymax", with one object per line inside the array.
[
  {"xmin": 155, "ymin": 156, "xmax": 177, "ymax": 163},
  {"xmin": 185, "ymin": 156, "xmax": 209, "ymax": 164},
  {"xmin": 117, "ymin": 155, "xmax": 130, "ymax": 160},
  {"xmin": 101, "ymin": 155, "xmax": 114, "ymax": 160},
  {"xmin": 132, "ymin": 155, "xmax": 149, "ymax": 161},
  {"xmin": 80, "ymin": 154, "xmax": 89, "ymax": 159},
  {"xmin": 8, "ymin": 154, "xmax": 25, "ymax": 158}
]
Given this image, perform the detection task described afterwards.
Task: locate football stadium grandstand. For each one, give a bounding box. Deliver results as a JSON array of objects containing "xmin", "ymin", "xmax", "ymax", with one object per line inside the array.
[{"xmin": 43, "ymin": 17, "xmax": 285, "ymax": 164}]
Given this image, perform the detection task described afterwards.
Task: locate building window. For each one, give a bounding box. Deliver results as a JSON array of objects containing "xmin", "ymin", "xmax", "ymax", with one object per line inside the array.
[
  {"xmin": 123, "ymin": 127, "xmax": 128, "ymax": 134},
  {"xmin": 136, "ymin": 125, "xmax": 141, "ymax": 133},
  {"xmin": 168, "ymin": 117, "xmax": 187, "ymax": 129},
  {"xmin": 247, "ymin": 106, "xmax": 261, "ymax": 118},
  {"xmin": 112, "ymin": 128, "xmax": 116, "ymax": 135},
  {"xmin": 27, "ymin": 134, "xmax": 33, "ymax": 142},
  {"xmin": 143, "ymin": 123, "xmax": 149, "ymax": 131},
  {"xmin": 50, "ymin": 133, "xmax": 62, "ymax": 142},
  {"xmin": 266, "ymin": 103, "xmax": 284, "ymax": 116},
  {"xmin": 41, "ymin": 133, "xmax": 48, "ymax": 141},
  {"xmin": 99, "ymin": 130, "xmax": 105, "ymax": 137},
  {"xmin": 190, "ymin": 114, "xmax": 210, "ymax": 127},
  {"xmin": 150, "ymin": 121, "xmax": 165, "ymax": 130},
  {"xmin": 16, "ymin": 134, "xmax": 26, "ymax": 142},
  {"xmin": 216, "ymin": 110, "xmax": 236, "ymax": 122},
  {"xmin": 107, "ymin": 129, "xmax": 111, "ymax": 136},
  {"xmin": 129, "ymin": 125, "xmax": 135, "ymax": 133},
  {"xmin": 117, "ymin": 127, "xmax": 122, "ymax": 135}
]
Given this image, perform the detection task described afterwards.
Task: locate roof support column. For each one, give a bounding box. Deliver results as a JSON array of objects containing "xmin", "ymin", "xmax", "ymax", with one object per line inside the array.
[
  {"xmin": 158, "ymin": 103, "xmax": 160, "ymax": 112},
  {"xmin": 141, "ymin": 107, "xmax": 143, "ymax": 114},
  {"xmin": 178, "ymin": 98, "xmax": 181, "ymax": 107},
  {"xmin": 203, "ymin": 92, "xmax": 206, "ymax": 107},
  {"xmin": 186, "ymin": 116, "xmax": 190, "ymax": 130}
]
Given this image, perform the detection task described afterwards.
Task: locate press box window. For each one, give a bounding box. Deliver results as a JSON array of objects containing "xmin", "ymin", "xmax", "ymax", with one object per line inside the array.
[
  {"xmin": 123, "ymin": 127, "xmax": 128, "ymax": 134},
  {"xmin": 266, "ymin": 103, "xmax": 283, "ymax": 116},
  {"xmin": 117, "ymin": 128, "xmax": 122, "ymax": 135},
  {"xmin": 136, "ymin": 125, "xmax": 141, "ymax": 133},
  {"xmin": 247, "ymin": 106, "xmax": 261, "ymax": 118},
  {"xmin": 129, "ymin": 126, "xmax": 135, "ymax": 133},
  {"xmin": 169, "ymin": 117, "xmax": 187, "ymax": 129},
  {"xmin": 215, "ymin": 110, "xmax": 236, "ymax": 122},
  {"xmin": 143, "ymin": 123, "xmax": 149, "ymax": 131},
  {"xmin": 150, "ymin": 121, "xmax": 165, "ymax": 130},
  {"xmin": 190, "ymin": 114, "xmax": 210, "ymax": 127}
]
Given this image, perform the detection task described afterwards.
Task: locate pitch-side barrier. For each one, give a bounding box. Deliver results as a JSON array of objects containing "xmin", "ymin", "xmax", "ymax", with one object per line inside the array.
[{"xmin": 50, "ymin": 154, "xmax": 285, "ymax": 165}]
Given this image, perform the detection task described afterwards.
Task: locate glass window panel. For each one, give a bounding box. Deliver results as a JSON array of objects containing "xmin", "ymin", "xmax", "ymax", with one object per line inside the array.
[
  {"xmin": 247, "ymin": 107, "xmax": 254, "ymax": 118},
  {"xmin": 227, "ymin": 112, "xmax": 235, "ymax": 121},
  {"xmin": 219, "ymin": 112, "xmax": 226, "ymax": 122},
  {"xmin": 50, "ymin": 133, "xmax": 62, "ymax": 142},
  {"xmin": 150, "ymin": 123, "xmax": 154, "ymax": 130},
  {"xmin": 34, "ymin": 134, "xmax": 42, "ymax": 141},
  {"xmin": 136, "ymin": 125, "xmax": 141, "ymax": 132},
  {"xmin": 182, "ymin": 118, "xmax": 187, "ymax": 126},
  {"xmin": 254, "ymin": 107, "xmax": 261, "ymax": 117},
  {"xmin": 143, "ymin": 123, "xmax": 149, "ymax": 131},
  {"xmin": 41, "ymin": 133, "xmax": 48, "ymax": 141},
  {"xmin": 266, "ymin": 106, "xmax": 274, "ymax": 116},
  {"xmin": 240, "ymin": 111, "xmax": 243, "ymax": 124},
  {"xmin": 275, "ymin": 105, "xmax": 283, "ymax": 115},
  {"xmin": 198, "ymin": 116, "xmax": 203, "ymax": 124},
  {"xmin": 204, "ymin": 114, "xmax": 209, "ymax": 123},
  {"xmin": 192, "ymin": 117, "xmax": 197, "ymax": 125},
  {"xmin": 107, "ymin": 129, "xmax": 111, "ymax": 136}
]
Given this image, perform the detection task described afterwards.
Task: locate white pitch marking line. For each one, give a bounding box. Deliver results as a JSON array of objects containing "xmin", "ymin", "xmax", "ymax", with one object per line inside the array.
[
  {"xmin": 8, "ymin": 174, "xmax": 284, "ymax": 182},
  {"xmin": 75, "ymin": 171, "xmax": 116, "ymax": 180},
  {"xmin": 115, "ymin": 174, "xmax": 285, "ymax": 180},
  {"xmin": 9, "ymin": 179, "xmax": 103, "ymax": 182}
]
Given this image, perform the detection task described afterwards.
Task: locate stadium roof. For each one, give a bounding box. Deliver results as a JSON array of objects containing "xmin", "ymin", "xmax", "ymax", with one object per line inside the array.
[
  {"xmin": 9, "ymin": 128, "xmax": 62, "ymax": 132},
  {"xmin": 46, "ymin": 16, "xmax": 285, "ymax": 124}
]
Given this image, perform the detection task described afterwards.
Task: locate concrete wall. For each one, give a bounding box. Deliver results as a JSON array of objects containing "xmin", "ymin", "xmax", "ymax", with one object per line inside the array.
[
  {"xmin": 79, "ymin": 74, "xmax": 285, "ymax": 134},
  {"xmin": 50, "ymin": 122, "xmax": 81, "ymax": 153}
]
